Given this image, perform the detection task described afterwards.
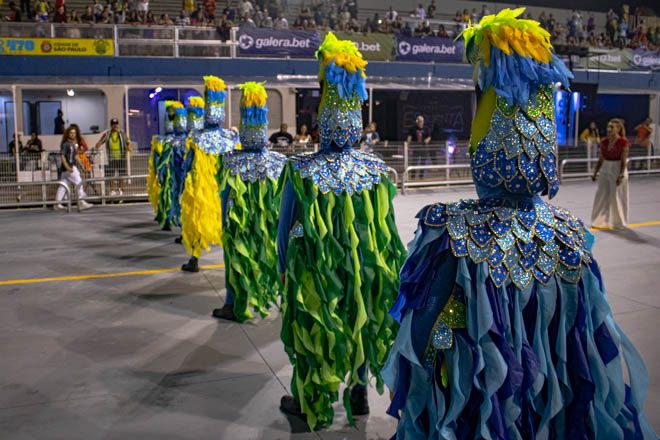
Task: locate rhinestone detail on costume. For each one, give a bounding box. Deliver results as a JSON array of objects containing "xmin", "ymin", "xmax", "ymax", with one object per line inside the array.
[
  {"xmin": 472, "ymin": 85, "xmax": 559, "ymax": 199},
  {"xmin": 223, "ymin": 149, "xmax": 287, "ymax": 182},
  {"xmin": 291, "ymin": 149, "xmax": 388, "ymax": 195},
  {"xmin": 191, "ymin": 128, "xmax": 239, "ymax": 155},
  {"xmin": 422, "ymin": 197, "xmax": 592, "ymax": 289}
]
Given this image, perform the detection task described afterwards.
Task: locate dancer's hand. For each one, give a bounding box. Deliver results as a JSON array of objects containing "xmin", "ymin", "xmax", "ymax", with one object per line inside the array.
[
  {"xmin": 616, "ymin": 174, "xmax": 623, "ymax": 186},
  {"xmin": 591, "ymin": 174, "xmax": 597, "ymax": 182},
  {"xmin": 280, "ymin": 273, "xmax": 285, "ymax": 286}
]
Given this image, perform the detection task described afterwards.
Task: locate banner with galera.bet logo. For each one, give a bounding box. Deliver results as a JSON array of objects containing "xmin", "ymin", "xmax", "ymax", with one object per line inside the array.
[{"xmin": 0, "ymin": 38, "xmax": 113, "ymax": 56}]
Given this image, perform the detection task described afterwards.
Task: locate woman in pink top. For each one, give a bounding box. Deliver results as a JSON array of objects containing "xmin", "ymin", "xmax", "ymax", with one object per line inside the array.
[{"xmin": 591, "ymin": 118, "xmax": 629, "ymax": 228}]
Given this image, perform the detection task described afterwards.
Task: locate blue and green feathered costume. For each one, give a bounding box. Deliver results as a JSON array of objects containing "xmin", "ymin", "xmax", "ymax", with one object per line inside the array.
[
  {"xmin": 277, "ymin": 32, "xmax": 406, "ymax": 430},
  {"xmin": 180, "ymin": 76, "xmax": 239, "ymax": 260},
  {"xmin": 383, "ymin": 9, "xmax": 656, "ymax": 439},
  {"xmin": 168, "ymin": 102, "xmax": 194, "ymax": 228},
  {"xmin": 216, "ymin": 82, "xmax": 286, "ymax": 322},
  {"xmin": 149, "ymin": 100, "xmax": 185, "ymax": 230}
]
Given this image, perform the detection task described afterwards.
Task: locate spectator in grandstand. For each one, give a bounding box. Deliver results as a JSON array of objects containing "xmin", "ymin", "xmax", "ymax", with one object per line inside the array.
[
  {"xmin": 426, "ymin": 0, "xmax": 436, "ymax": 19},
  {"xmin": 416, "ymin": 20, "xmax": 432, "ymax": 36},
  {"xmin": 361, "ymin": 121, "xmax": 380, "ymax": 153},
  {"xmin": 204, "ymin": 0, "xmax": 215, "ymax": 20},
  {"xmin": 136, "ymin": 0, "xmax": 148, "ymax": 14},
  {"xmin": 634, "ymin": 117, "xmax": 654, "ymax": 155},
  {"xmin": 617, "ymin": 18, "xmax": 629, "ymax": 47},
  {"xmin": 346, "ymin": 0, "xmax": 357, "ymax": 19},
  {"xmin": 414, "ymin": 3, "xmax": 424, "ymax": 21},
  {"xmin": 273, "ymin": 12, "xmax": 287, "ymax": 29},
  {"xmin": 34, "ymin": 0, "xmax": 48, "ymax": 21},
  {"xmin": 93, "ymin": 0, "xmax": 103, "ymax": 20},
  {"xmin": 269, "ymin": 123, "xmax": 293, "ymax": 150},
  {"xmin": 294, "ymin": 124, "xmax": 311, "ymax": 145},
  {"xmin": 216, "ymin": 15, "xmax": 232, "ymax": 40},
  {"xmin": 52, "ymin": 6, "xmax": 65, "ymax": 22},
  {"xmin": 176, "ymin": 9, "xmax": 191, "ymax": 26},
  {"xmin": 5, "ymin": 1, "xmax": 22, "ymax": 21},
  {"xmin": 239, "ymin": 11, "xmax": 255, "ymax": 28},
  {"xmin": 406, "ymin": 115, "xmax": 432, "ymax": 179},
  {"xmin": 591, "ymin": 118, "xmax": 628, "ymax": 229},
  {"xmin": 436, "ymin": 24, "xmax": 448, "ymax": 37},
  {"xmin": 95, "ymin": 117, "xmax": 131, "ymax": 197},
  {"xmin": 145, "ymin": 10, "xmax": 155, "ymax": 24},
  {"xmin": 55, "ymin": 126, "xmax": 93, "ymax": 210},
  {"xmin": 183, "ymin": 0, "xmax": 194, "ymax": 14},
  {"xmin": 81, "ymin": 5, "xmax": 94, "ymax": 23},
  {"xmin": 159, "ymin": 13, "xmax": 174, "ymax": 25},
  {"xmin": 238, "ymin": 0, "xmax": 253, "ymax": 19},
  {"xmin": 20, "ymin": 0, "xmax": 30, "ymax": 17},
  {"xmin": 68, "ymin": 9, "xmax": 81, "ymax": 23},
  {"xmin": 385, "ymin": 5, "xmax": 397, "ymax": 23}
]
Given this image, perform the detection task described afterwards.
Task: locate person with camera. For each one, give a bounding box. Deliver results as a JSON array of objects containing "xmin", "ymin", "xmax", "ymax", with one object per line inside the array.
[{"xmin": 55, "ymin": 126, "xmax": 93, "ymax": 210}]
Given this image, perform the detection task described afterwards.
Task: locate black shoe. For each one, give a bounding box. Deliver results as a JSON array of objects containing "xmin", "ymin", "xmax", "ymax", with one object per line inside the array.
[
  {"xmin": 350, "ymin": 387, "xmax": 369, "ymax": 416},
  {"xmin": 162, "ymin": 223, "xmax": 172, "ymax": 231},
  {"xmin": 280, "ymin": 395, "xmax": 310, "ymax": 432},
  {"xmin": 212, "ymin": 304, "xmax": 236, "ymax": 321},
  {"xmin": 174, "ymin": 236, "xmax": 182, "ymax": 244},
  {"xmin": 181, "ymin": 258, "xmax": 199, "ymax": 273},
  {"xmin": 280, "ymin": 395, "xmax": 303, "ymax": 416}
]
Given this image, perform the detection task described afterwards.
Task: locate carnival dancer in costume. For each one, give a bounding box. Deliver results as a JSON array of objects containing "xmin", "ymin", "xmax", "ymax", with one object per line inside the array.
[
  {"xmin": 277, "ymin": 32, "xmax": 406, "ymax": 430},
  {"xmin": 148, "ymin": 101, "xmax": 177, "ymax": 229},
  {"xmin": 168, "ymin": 102, "xmax": 192, "ymax": 229},
  {"xmin": 180, "ymin": 75, "xmax": 239, "ymax": 273},
  {"xmin": 210, "ymin": 82, "xmax": 287, "ymax": 322},
  {"xmin": 383, "ymin": 9, "xmax": 656, "ymax": 439}
]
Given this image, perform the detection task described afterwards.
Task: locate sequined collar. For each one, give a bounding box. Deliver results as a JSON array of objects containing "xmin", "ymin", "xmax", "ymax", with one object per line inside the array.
[
  {"xmin": 192, "ymin": 127, "xmax": 239, "ymax": 155},
  {"xmin": 472, "ymin": 86, "xmax": 559, "ymax": 199},
  {"xmin": 223, "ymin": 149, "xmax": 287, "ymax": 182},
  {"xmin": 291, "ymin": 149, "xmax": 389, "ymax": 195},
  {"xmin": 422, "ymin": 198, "xmax": 592, "ymax": 289}
]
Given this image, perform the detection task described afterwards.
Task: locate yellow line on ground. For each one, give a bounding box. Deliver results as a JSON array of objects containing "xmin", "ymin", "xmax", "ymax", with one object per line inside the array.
[
  {"xmin": 3, "ymin": 220, "xmax": 660, "ymax": 286},
  {"xmin": 0, "ymin": 264, "xmax": 225, "ymax": 286}
]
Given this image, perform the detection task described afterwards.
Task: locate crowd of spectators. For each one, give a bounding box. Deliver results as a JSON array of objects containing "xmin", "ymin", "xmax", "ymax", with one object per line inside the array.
[
  {"xmin": 540, "ymin": 6, "xmax": 660, "ymax": 50},
  {"xmin": 2, "ymin": 0, "xmax": 659, "ymax": 50}
]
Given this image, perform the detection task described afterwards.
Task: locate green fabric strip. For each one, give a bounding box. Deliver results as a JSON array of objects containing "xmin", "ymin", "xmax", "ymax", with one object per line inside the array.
[
  {"xmin": 220, "ymin": 157, "xmax": 284, "ymax": 322},
  {"xmin": 280, "ymin": 162, "xmax": 406, "ymax": 430},
  {"xmin": 155, "ymin": 142, "xmax": 173, "ymax": 228}
]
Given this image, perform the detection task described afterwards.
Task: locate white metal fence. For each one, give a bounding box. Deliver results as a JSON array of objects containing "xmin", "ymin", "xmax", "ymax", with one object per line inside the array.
[{"xmin": 1, "ymin": 139, "xmax": 658, "ymax": 210}]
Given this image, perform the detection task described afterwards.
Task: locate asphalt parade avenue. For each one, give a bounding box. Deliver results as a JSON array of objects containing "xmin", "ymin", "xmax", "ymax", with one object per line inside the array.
[{"xmin": 1, "ymin": 177, "xmax": 659, "ymax": 439}]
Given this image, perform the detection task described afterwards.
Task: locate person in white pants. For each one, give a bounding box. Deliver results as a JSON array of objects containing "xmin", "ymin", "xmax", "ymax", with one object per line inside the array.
[{"xmin": 55, "ymin": 126, "xmax": 92, "ymax": 210}]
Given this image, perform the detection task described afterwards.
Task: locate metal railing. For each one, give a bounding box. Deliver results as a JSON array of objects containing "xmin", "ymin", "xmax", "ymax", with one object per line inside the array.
[
  {"xmin": 560, "ymin": 155, "xmax": 660, "ymax": 181},
  {"xmin": 0, "ymin": 180, "xmax": 71, "ymax": 210},
  {"xmin": 74, "ymin": 174, "xmax": 148, "ymax": 209},
  {"xmin": 0, "ymin": 23, "xmax": 237, "ymax": 58},
  {"xmin": 3, "ymin": 139, "xmax": 660, "ymax": 209}
]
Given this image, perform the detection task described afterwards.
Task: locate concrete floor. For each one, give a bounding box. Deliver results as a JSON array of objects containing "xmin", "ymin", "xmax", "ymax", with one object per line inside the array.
[{"xmin": 0, "ymin": 177, "xmax": 659, "ymax": 439}]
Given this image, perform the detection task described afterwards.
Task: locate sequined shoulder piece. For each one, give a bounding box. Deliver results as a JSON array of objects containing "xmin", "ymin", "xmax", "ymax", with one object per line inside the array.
[
  {"xmin": 472, "ymin": 85, "xmax": 559, "ymax": 198},
  {"xmin": 290, "ymin": 149, "xmax": 389, "ymax": 195},
  {"xmin": 422, "ymin": 198, "xmax": 592, "ymax": 289},
  {"xmin": 155, "ymin": 133, "xmax": 175, "ymax": 145},
  {"xmin": 193, "ymin": 128, "xmax": 239, "ymax": 155},
  {"xmin": 170, "ymin": 133, "xmax": 188, "ymax": 151},
  {"xmin": 223, "ymin": 150, "xmax": 287, "ymax": 182}
]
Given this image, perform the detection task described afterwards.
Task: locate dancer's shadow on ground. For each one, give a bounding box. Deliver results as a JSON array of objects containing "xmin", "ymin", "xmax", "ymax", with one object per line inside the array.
[{"xmin": 601, "ymin": 227, "xmax": 660, "ymax": 247}]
